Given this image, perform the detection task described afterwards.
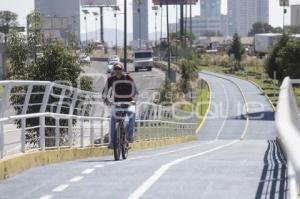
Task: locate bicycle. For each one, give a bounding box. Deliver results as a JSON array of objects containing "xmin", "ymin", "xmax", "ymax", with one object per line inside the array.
[{"xmin": 113, "ymin": 103, "xmax": 131, "ymax": 161}]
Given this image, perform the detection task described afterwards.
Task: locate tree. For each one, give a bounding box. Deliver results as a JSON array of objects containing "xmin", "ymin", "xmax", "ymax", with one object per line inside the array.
[
  {"xmin": 0, "ymin": 11, "xmax": 18, "ymax": 43},
  {"xmin": 26, "ymin": 11, "xmax": 43, "ymax": 61},
  {"xmin": 228, "ymin": 33, "xmax": 244, "ymax": 68},
  {"xmin": 265, "ymin": 34, "xmax": 289, "ymax": 81},
  {"xmin": 203, "ymin": 31, "xmax": 223, "ymax": 37},
  {"xmin": 82, "ymin": 42, "xmax": 97, "ymax": 56},
  {"xmin": 179, "ymin": 58, "xmax": 198, "ymax": 93},
  {"xmin": 6, "ymin": 30, "xmax": 28, "ymax": 79},
  {"xmin": 248, "ymin": 22, "xmax": 283, "ymax": 36},
  {"xmin": 285, "ymin": 26, "xmax": 300, "ymax": 34},
  {"xmin": 275, "ymin": 38, "xmax": 300, "ymax": 81},
  {"xmin": 7, "ymin": 29, "xmax": 93, "ymax": 147}
]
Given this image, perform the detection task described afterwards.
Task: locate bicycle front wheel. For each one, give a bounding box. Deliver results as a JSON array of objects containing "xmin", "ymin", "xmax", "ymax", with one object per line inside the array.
[
  {"xmin": 121, "ymin": 124, "xmax": 129, "ymax": 160},
  {"xmin": 113, "ymin": 124, "xmax": 121, "ymax": 161}
]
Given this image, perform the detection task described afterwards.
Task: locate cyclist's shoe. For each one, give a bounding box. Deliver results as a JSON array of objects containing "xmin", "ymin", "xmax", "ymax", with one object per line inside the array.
[
  {"xmin": 107, "ymin": 143, "xmax": 113, "ymax": 149},
  {"xmin": 128, "ymin": 137, "xmax": 134, "ymax": 143}
]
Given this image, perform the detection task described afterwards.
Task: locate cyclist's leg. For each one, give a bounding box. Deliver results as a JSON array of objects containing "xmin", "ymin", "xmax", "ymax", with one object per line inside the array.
[{"xmin": 127, "ymin": 110, "xmax": 136, "ymax": 142}]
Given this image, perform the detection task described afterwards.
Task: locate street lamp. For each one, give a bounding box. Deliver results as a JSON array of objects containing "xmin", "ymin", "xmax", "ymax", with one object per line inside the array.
[
  {"xmin": 152, "ymin": 6, "xmax": 159, "ymax": 47},
  {"xmin": 124, "ymin": 0, "xmax": 128, "ymax": 72},
  {"xmin": 113, "ymin": 6, "xmax": 121, "ymax": 55},
  {"xmin": 136, "ymin": 0, "xmax": 143, "ymax": 49},
  {"xmin": 92, "ymin": 12, "xmax": 99, "ymax": 42},
  {"xmin": 82, "ymin": 9, "xmax": 89, "ymax": 43}
]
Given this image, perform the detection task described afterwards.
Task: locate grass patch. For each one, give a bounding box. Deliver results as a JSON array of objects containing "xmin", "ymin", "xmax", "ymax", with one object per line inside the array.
[
  {"xmin": 0, "ymin": 86, "xmax": 3, "ymax": 97},
  {"xmin": 201, "ymin": 65, "xmax": 279, "ymax": 108},
  {"xmin": 181, "ymin": 83, "xmax": 210, "ymax": 126}
]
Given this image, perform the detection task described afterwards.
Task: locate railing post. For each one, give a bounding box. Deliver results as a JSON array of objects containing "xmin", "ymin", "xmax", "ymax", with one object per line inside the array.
[
  {"xmin": 80, "ymin": 118, "xmax": 84, "ymax": 147},
  {"xmin": 21, "ymin": 118, "xmax": 26, "ymax": 152},
  {"xmin": 90, "ymin": 119, "xmax": 95, "ymax": 147},
  {"xmin": 68, "ymin": 118, "xmax": 73, "ymax": 147},
  {"xmin": 0, "ymin": 122, "xmax": 4, "ymax": 158},
  {"xmin": 55, "ymin": 118, "xmax": 59, "ymax": 147},
  {"xmin": 40, "ymin": 116, "xmax": 46, "ymax": 150},
  {"xmin": 100, "ymin": 119, "xmax": 104, "ymax": 144}
]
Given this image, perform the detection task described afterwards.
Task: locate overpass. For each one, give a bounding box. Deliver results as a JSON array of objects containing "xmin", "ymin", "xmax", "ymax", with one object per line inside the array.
[{"xmin": 0, "ymin": 71, "xmax": 299, "ymax": 199}]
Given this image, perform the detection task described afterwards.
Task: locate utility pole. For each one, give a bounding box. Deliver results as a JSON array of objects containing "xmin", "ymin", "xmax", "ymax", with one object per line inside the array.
[
  {"xmin": 92, "ymin": 12, "xmax": 98, "ymax": 41},
  {"xmin": 189, "ymin": 0, "xmax": 192, "ymax": 48},
  {"xmin": 166, "ymin": 0, "xmax": 171, "ymax": 79},
  {"xmin": 99, "ymin": 7, "xmax": 104, "ymax": 43},
  {"xmin": 124, "ymin": 0, "xmax": 128, "ymax": 72},
  {"xmin": 180, "ymin": 4, "xmax": 184, "ymax": 43},
  {"xmin": 82, "ymin": 9, "xmax": 89, "ymax": 43}
]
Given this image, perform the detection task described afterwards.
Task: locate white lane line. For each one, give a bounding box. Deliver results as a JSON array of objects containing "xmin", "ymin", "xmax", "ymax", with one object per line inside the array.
[
  {"xmin": 69, "ymin": 176, "xmax": 84, "ymax": 182},
  {"xmin": 81, "ymin": 168, "xmax": 95, "ymax": 174},
  {"xmin": 215, "ymin": 83, "xmax": 229, "ymax": 139},
  {"xmin": 52, "ymin": 184, "xmax": 69, "ymax": 192},
  {"xmin": 94, "ymin": 164, "xmax": 105, "ymax": 168},
  {"xmin": 130, "ymin": 141, "xmax": 215, "ymax": 161},
  {"xmin": 39, "ymin": 195, "xmax": 53, "ymax": 199},
  {"xmin": 128, "ymin": 140, "xmax": 239, "ymax": 199}
]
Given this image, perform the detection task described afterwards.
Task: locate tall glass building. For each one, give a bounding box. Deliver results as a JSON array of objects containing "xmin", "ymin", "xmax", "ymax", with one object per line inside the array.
[
  {"xmin": 35, "ymin": 0, "xmax": 81, "ymax": 42},
  {"xmin": 133, "ymin": 0, "xmax": 149, "ymax": 41},
  {"xmin": 200, "ymin": 0, "xmax": 221, "ymax": 17}
]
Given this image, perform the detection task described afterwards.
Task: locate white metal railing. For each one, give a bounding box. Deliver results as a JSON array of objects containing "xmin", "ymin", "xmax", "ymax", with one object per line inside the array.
[
  {"xmin": 276, "ymin": 77, "xmax": 300, "ymax": 199},
  {"xmin": 0, "ymin": 81, "xmax": 196, "ymax": 159}
]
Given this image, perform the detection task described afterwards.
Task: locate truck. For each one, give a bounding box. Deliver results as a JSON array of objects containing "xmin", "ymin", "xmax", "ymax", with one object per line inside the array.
[
  {"xmin": 254, "ymin": 33, "xmax": 282, "ymax": 56},
  {"xmin": 133, "ymin": 49, "xmax": 154, "ymax": 72}
]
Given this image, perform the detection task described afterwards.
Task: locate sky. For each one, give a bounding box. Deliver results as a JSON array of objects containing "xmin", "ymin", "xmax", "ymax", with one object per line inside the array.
[{"xmin": 0, "ymin": 0, "xmax": 299, "ymax": 37}]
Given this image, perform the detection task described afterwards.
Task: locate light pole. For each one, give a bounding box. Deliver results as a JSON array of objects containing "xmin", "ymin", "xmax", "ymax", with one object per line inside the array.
[
  {"xmin": 124, "ymin": 0, "xmax": 128, "ymax": 72},
  {"xmin": 82, "ymin": 9, "xmax": 89, "ymax": 43},
  {"xmin": 113, "ymin": 6, "xmax": 121, "ymax": 55},
  {"xmin": 136, "ymin": 0, "xmax": 143, "ymax": 49},
  {"xmin": 166, "ymin": 0, "xmax": 171, "ymax": 79},
  {"xmin": 152, "ymin": 6, "xmax": 159, "ymax": 47},
  {"xmin": 92, "ymin": 12, "xmax": 99, "ymax": 42}
]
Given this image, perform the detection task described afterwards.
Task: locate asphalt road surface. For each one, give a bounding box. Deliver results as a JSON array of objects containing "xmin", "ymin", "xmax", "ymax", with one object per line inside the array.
[{"xmin": 0, "ymin": 71, "xmax": 287, "ymax": 199}]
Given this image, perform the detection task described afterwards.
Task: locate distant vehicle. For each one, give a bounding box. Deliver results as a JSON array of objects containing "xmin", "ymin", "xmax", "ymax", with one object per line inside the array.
[
  {"xmin": 106, "ymin": 61, "xmax": 116, "ymax": 73},
  {"xmin": 133, "ymin": 50, "xmax": 153, "ymax": 72},
  {"xmin": 108, "ymin": 55, "xmax": 120, "ymax": 63},
  {"xmin": 106, "ymin": 59, "xmax": 118, "ymax": 73},
  {"xmin": 254, "ymin": 33, "xmax": 282, "ymax": 56},
  {"xmin": 79, "ymin": 54, "xmax": 91, "ymax": 65}
]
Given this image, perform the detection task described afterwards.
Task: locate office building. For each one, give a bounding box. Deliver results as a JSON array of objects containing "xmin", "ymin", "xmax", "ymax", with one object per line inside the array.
[
  {"xmin": 34, "ymin": 0, "xmax": 81, "ymax": 42},
  {"xmin": 291, "ymin": 5, "xmax": 300, "ymax": 27},
  {"xmin": 201, "ymin": 0, "xmax": 221, "ymax": 17},
  {"xmin": 181, "ymin": 14, "xmax": 228, "ymax": 37},
  {"xmin": 228, "ymin": 0, "xmax": 269, "ymax": 36},
  {"xmin": 133, "ymin": 0, "xmax": 149, "ymax": 41}
]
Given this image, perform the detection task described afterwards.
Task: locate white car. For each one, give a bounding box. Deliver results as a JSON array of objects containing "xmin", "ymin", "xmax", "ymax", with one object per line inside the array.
[
  {"xmin": 79, "ymin": 54, "xmax": 91, "ymax": 65},
  {"xmin": 108, "ymin": 55, "xmax": 120, "ymax": 63},
  {"xmin": 106, "ymin": 61, "xmax": 116, "ymax": 73}
]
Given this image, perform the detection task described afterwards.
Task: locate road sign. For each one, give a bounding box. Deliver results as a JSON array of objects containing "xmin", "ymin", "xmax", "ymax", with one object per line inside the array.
[
  {"xmin": 280, "ymin": 0, "xmax": 289, "ymax": 6},
  {"xmin": 81, "ymin": 0, "xmax": 117, "ymax": 6},
  {"xmin": 153, "ymin": 0, "xmax": 198, "ymax": 5}
]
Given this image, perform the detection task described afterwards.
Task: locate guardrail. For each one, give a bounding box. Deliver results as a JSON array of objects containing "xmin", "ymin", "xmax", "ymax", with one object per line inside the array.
[
  {"xmin": 276, "ymin": 77, "xmax": 300, "ymax": 199},
  {"xmin": 0, "ymin": 81, "xmax": 196, "ymax": 159}
]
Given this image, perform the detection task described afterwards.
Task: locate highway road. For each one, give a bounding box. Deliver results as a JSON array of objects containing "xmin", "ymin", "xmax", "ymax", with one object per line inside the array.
[{"xmin": 0, "ymin": 71, "xmax": 287, "ymax": 199}]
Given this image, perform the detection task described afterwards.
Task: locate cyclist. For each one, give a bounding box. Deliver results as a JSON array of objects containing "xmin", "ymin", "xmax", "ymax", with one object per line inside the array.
[{"xmin": 102, "ymin": 62, "xmax": 138, "ymax": 148}]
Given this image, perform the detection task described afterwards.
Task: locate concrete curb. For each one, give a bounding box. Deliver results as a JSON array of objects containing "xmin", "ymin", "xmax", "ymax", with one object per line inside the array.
[
  {"xmin": 196, "ymin": 78, "xmax": 212, "ymax": 134},
  {"xmin": 201, "ymin": 71, "xmax": 250, "ymax": 140},
  {"xmin": 0, "ymin": 135, "xmax": 197, "ymax": 180}
]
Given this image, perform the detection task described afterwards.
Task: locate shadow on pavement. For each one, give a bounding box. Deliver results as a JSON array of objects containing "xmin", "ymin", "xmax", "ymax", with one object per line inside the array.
[
  {"xmin": 229, "ymin": 111, "xmax": 275, "ymax": 121},
  {"xmin": 255, "ymin": 140, "xmax": 288, "ymax": 199}
]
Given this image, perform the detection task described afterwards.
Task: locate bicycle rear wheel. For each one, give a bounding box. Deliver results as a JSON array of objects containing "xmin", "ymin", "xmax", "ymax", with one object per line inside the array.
[
  {"xmin": 113, "ymin": 124, "xmax": 121, "ymax": 161},
  {"xmin": 121, "ymin": 124, "xmax": 129, "ymax": 160}
]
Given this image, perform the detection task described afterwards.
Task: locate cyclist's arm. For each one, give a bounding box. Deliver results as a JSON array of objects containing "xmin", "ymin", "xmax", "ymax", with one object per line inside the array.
[{"xmin": 102, "ymin": 78, "xmax": 111, "ymax": 102}]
